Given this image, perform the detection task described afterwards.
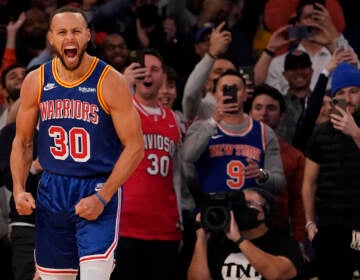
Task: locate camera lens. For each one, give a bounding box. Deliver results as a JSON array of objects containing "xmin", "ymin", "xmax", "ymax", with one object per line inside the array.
[{"xmin": 202, "ymin": 205, "xmax": 230, "ymax": 233}]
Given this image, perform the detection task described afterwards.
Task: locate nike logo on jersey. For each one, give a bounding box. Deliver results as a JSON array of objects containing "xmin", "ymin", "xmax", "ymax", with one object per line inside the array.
[
  {"xmin": 43, "ymin": 83, "xmax": 57, "ymax": 91},
  {"xmin": 168, "ymin": 124, "xmax": 175, "ymax": 128},
  {"xmin": 211, "ymin": 135, "xmax": 224, "ymax": 139}
]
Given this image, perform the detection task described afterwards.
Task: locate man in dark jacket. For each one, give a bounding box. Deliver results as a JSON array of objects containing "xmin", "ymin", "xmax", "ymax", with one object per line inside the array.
[{"xmin": 302, "ymin": 62, "xmax": 360, "ymax": 280}]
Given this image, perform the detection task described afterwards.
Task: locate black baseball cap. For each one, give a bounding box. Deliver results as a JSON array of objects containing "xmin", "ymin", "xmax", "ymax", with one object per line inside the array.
[{"xmin": 284, "ymin": 50, "xmax": 312, "ymax": 70}]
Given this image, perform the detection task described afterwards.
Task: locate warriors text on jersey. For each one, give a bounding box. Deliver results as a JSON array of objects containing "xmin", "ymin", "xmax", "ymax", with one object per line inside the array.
[
  {"xmin": 37, "ymin": 57, "xmax": 123, "ymax": 176},
  {"xmin": 120, "ymin": 97, "xmax": 182, "ymax": 240}
]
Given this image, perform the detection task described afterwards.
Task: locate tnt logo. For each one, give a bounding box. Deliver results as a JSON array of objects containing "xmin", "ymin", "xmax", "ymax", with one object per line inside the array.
[{"xmin": 221, "ymin": 253, "xmax": 261, "ymax": 279}]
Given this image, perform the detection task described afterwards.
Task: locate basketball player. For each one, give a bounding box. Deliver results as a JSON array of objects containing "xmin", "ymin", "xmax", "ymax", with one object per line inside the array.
[
  {"xmin": 10, "ymin": 6, "xmax": 144, "ymax": 280},
  {"xmin": 111, "ymin": 49, "xmax": 182, "ymax": 280}
]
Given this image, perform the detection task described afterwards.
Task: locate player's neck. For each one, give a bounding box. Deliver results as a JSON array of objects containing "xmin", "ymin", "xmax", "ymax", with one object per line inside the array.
[{"xmin": 55, "ymin": 54, "xmax": 93, "ymax": 83}]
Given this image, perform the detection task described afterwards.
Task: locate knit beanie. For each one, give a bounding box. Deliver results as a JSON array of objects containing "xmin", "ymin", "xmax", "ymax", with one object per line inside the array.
[{"xmin": 331, "ymin": 62, "xmax": 360, "ymax": 96}]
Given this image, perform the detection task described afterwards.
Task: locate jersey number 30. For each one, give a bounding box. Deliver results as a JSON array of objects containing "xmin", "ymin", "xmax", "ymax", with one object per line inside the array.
[{"xmin": 49, "ymin": 125, "xmax": 90, "ymax": 162}]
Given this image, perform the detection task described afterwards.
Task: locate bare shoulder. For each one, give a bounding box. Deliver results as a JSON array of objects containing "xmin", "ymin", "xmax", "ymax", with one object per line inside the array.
[
  {"xmin": 101, "ymin": 67, "xmax": 132, "ymax": 109},
  {"xmin": 21, "ymin": 67, "xmax": 42, "ymax": 106}
]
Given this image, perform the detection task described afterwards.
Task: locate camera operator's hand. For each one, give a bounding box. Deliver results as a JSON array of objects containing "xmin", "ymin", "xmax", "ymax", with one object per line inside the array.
[
  {"xmin": 225, "ymin": 211, "xmax": 242, "ymax": 243},
  {"xmin": 194, "ymin": 213, "xmax": 209, "ymax": 241}
]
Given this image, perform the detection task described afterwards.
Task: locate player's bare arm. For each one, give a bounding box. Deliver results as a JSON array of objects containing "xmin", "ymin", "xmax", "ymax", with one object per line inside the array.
[
  {"xmin": 10, "ymin": 69, "xmax": 40, "ymax": 215},
  {"xmin": 102, "ymin": 69, "xmax": 144, "ymax": 195},
  {"xmin": 75, "ymin": 68, "xmax": 144, "ymax": 220}
]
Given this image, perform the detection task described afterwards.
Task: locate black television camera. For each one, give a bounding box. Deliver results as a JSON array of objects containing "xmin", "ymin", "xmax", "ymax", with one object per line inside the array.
[{"xmin": 199, "ymin": 191, "xmax": 245, "ymax": 235}]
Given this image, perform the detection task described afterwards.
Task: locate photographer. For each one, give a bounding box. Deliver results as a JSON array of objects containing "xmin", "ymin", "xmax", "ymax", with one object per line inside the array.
[{"xmin": 188, "ymin": 188, "xmax": 304, "ymax": 280}]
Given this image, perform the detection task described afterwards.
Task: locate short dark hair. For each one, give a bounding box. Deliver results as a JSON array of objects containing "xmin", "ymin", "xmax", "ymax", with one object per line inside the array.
[
  {"xmin": 1, "ymin": 63, "xmax": 25, "ymax": 88},
  {"xmin": 142, "ymin": 48, "xmax": 165, "ymax": 68},
  {"xmin": 164, "ymin": 65, "xmax": 177, "ymax": 83},
  {"xmin": 250, "ymin": 83, "xmax": 286, "ymax": 114},
  {"xmin": 213, "ymin": 69, "xmax": 246, "ymax": 92},
  {"xmin": 49, "ymin": 6, "xmax": 89, "ymax": 28}
]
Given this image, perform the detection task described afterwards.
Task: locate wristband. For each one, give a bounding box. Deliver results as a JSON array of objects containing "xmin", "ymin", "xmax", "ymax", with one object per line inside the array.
[
  {"xmin": 235, "ymin": 236, "xmax": 245, "ymax": 246},
  {"xmin": 305, "ymin": 221, "xmax": 315, "ymax": 229},
  {"xmin": 95, "ymin": 192, "xmax": 108, "ymax": 207},
  {"xmin": 264, "ymin": 48, "xmax": 275, "ymax": 57}
]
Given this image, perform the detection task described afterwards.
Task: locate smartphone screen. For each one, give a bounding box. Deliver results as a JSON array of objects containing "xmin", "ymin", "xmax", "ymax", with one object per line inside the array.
[
  {"xmin": 129, "ymin": 50, "xmax": 145, "ymax": 80},
  {"xmin": 332, "ymin": 98, "xmax": 347, "ymax": 115},
  {"xmin": 223, "ymin": 85, "xmax": 238, "ymax": 104}
]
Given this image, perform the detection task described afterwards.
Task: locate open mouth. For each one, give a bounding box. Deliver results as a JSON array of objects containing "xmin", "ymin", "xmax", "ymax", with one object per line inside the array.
[
  {"xmin": 143, "ymin": 81, "xmax": 152, "ymax": 87},
  {"xmin": 64, "ymin": 48, "xmax": 78, "ymax": 58}
]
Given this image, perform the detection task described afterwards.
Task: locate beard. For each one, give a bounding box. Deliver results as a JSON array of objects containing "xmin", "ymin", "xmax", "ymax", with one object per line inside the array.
[
  {"xmin": 7, "ymin": 88, "xmax": 20, "ymax": 102},
  {"xmin": 54, "ymin": 46, "xmax": 86, "ymax": 71}
]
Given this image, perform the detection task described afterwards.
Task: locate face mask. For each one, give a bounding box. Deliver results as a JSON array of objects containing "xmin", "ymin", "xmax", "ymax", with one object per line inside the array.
[{"xmin": 233, "ymin": 206, "xmax": 265, "ymax": 231}]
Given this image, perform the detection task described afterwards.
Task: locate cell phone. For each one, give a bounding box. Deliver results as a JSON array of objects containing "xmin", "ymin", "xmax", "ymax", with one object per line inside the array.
[
  {"xmin": 129, "ymin": 50, "xmax": 145, "ymax": 80},
  {"xmin": 288, "ymin": 26, "xmax": 315, "ymax": 40},
  {"xmin": 335, "ymin": 38, "xmax": 349, "ymax": 51},
  {"xmin": 332, "ymin": 98, "xmax": 347, "ymax": 116},
  {"xmin": 223, "ymin": 84, "xmax": 238, "ymax": 114},
  {"xmin": 238, "ymin": 66, "xmax": 254, "ymax": 83},
  {"xmin": 223, "ymin": 85, "xmax": 238, "ymax": 104}
]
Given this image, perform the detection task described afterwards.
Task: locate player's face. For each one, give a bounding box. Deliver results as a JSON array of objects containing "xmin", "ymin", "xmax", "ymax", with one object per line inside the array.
[
  {"xmin": 47, "ymin": 12, "xmax": 91, "ymax": 71},
  {"xmin": 250, "ymin": 94, "xmax": 282, "ymax": 130},
  {"xmin": 135, "ymin": 54, "xmax": 164, "ymax": 101},
  {"xmin": 158, "ymin": 74, "xmax": 177, "ymax": 109},
  {"xmin": 334, "ymin": 86, "xmax": 360, "ymax": 114}
]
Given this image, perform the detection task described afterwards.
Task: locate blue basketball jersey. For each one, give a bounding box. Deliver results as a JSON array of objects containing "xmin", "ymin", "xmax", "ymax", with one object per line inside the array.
[
  {"xmin": 37, "ymin": 58, "xmax": 122, "ymax": 176},
  {"xmin": 195, "ymin": 118, "xmax": 267, "ymax": 193}
]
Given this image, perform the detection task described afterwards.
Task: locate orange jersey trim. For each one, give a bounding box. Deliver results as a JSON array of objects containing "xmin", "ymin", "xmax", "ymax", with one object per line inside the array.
[
  {"xmin": 52, "ymin": 57, "xmax": 99, "ymax": 88},
  {"xmin": 260, "ymin": 122, "xmax": 267, "ymax": 150},
  {"xmin": 37, "ymin": 65, "xmax": 45, "ymax": 105},
  {"xmin": 97, "ymin": 65, "xmax": 111, "ymax": 114}
]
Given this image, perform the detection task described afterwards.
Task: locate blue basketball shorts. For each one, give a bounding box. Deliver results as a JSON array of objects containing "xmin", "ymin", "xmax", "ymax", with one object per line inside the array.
[{"xmin": 35, "ymin": 171, "xmax": 122, "ymax": 276}]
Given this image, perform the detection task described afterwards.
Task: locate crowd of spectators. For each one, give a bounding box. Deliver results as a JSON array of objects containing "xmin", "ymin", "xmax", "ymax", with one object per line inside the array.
[{"xmin": 0, "ymin": 0, "xmax": 360, "ymax": 279}]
